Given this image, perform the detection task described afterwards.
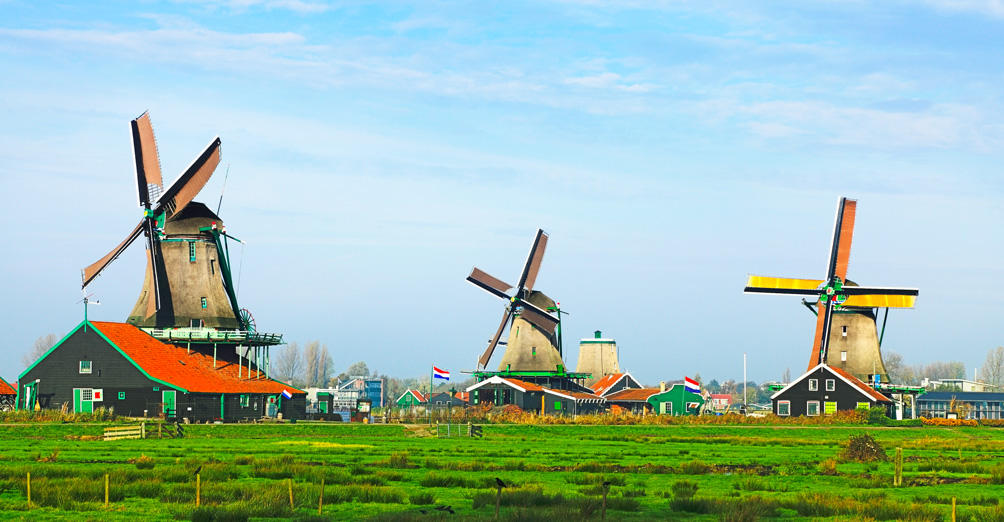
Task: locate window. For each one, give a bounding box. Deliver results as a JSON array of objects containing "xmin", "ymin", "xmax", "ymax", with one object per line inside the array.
[
  {"xmin": 240, "ymin": 394, "xmax": 249, "ymax": 407},
  {"xmin": 79, "ymin": 361, "xmax": 92, "ymax": 374},
  {"xmin": 153, "ymin": 386, "xmax": 160, "ymax": 391},
  {"xmin": 825, "ymin": 379, "xmax": 835, "ymax": 391},
  {"xmin": 841, "ymin": 351, "xmax": 847, "ymax": 362},
  {"xmin": 189, "ymin": 242, "xmax": 196, "ymax": 262},
  {"xmin": 808, "ymin": 379, "xmax": 818, "ymax": 391},
  {"xmin": 807, "ymin": 401, "xmax": 820, "ymax": 416},
  {"xmin": 531, "ymin": 346, "xmax": 536, "ymax": 356},
  {"xmin": 201, "ymin": 297, "xmax": 207, "ymax": 309},
  {"xmin": 841, "ymin": 325, "xmax": 847, "ymax": 337},
  {"xmin": 777, "ymin": 401, "xmax": 790, "ymax": 416},
  {"xmin": 554, "ymin": 401, "xmax": 562, "ymax": 410},
  {"xmin": 82, "ymin": 389, "xmax": 93, "ymax": 401},
  {"xmin": 824, "ymin": 401, "xmax": 837, "ymax": 415},
  {"xmin": 118, "ymin": 392, "xmax": 126, "ymax": 400},
  {"xmin": 856, "ymin": 402, "xmax": 870, "ymax": 410},
  {"xmin": 191, "ymin": 319, "xmax": 204, "ymax": 328}
]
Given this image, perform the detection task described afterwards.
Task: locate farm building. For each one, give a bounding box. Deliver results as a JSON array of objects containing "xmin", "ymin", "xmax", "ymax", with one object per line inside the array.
[
  {"xmin": 396, "ymin": 389, "xmax": 427, "ymax": 408},
  {"xmin": 646, "ymin": 383, "xmax": 706, "ymax": 415},
  {"xmin": 590, "ymin": 372, "xmax": 642, "ymax": 397},
  {"xmin": 466, "ymin": 376, "xmax": 606, "ymax": 415},
  {"xmin": 916, "ymin": 391, "xmax": 1004, "ymax": 420},
  {"xmin": 770, "ymin": 363, "xmax": 891, "ymax": 417},
  {"xmin": 17, "ymin": 320, "xmax": 305, "ymax": 422},
  {"xmin": 427, "ymin": 391, "xmax": 467, "ymax": 408},
  {"xmin": 605, "ymin": 388, "xmax": 660, "ymax": 414},
  {"xmin": 710, "ymin": 394, "xmax": 732, "ymax": 410},
  {"xmin": 338, "ymin": 376, "xmax": 385, "ymax": 408},
  {"xmin": 0, "ymin": 377, "xmax": 15, "ymax": 410}
]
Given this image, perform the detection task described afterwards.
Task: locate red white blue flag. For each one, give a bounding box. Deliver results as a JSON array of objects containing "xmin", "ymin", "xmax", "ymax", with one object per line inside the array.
[
  {"xmin": 433, "ymin": 366, "xmax": 450, "ymax": 381},
  {"xmin": 684, "ymin": 376, "xmax": 700, "ymax": 394},
  {"xmin": 281, "ymin": 389, "xmax": 293, "ymax": 399}
]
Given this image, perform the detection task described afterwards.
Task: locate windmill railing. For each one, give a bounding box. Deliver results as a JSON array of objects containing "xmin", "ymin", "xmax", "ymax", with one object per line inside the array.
[{"xmin": 142, "ymin": 327, "xmax": 283, "ymax": 346}]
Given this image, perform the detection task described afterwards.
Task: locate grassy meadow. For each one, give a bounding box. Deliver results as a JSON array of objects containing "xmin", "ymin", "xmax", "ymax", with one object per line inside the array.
[{"xmin": 0, "ymin": 421, "xmax": 1003, "ymax": 520}]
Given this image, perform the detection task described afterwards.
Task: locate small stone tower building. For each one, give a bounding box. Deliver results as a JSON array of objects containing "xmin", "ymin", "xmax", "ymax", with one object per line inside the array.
[{"xmin": 576, "ymin": 330, "xmax": 621, "ymax": 387}]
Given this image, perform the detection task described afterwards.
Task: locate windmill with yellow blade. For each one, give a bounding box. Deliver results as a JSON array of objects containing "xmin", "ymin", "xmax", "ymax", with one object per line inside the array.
[{"xmin": 744, "ymin": 197, "xmax": 919, "ymax": 384}]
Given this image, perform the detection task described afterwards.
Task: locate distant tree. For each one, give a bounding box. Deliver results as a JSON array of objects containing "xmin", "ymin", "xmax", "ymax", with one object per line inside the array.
[
  {"xmin": 338, "ymin": 361, "xmax": 370, "ymax": 382},
  {"xmin": 782, "ymin": 368, "xmax": 791, "ymax": 383},
  {"xmin": 707, "ymin": 379, "xmax": 720, "ymax": 393},
  {"xmin": 272, "ymin": 342, "xmax": 303, "ymax": 386},
  {"xmin": 980, "ymin": 347, "xmax": 1004, "ymax": 387},
  {"xmin": 300, "ymin": 341, "xmax": 332, "ymax": 388},
  {"xmin": 922, "ymin": 361, "xmax": 965, "ymax": 381},
  {"xmin": 23, "ymin": 334, "xmax": 58, "ymax": 367},
  {"xmin": 693, "ymin": 373, "xmax": 703, "ymax": 385},
  {"xmin": 884, "ymin": 352, "xmax": 906, "ymax": 383}
]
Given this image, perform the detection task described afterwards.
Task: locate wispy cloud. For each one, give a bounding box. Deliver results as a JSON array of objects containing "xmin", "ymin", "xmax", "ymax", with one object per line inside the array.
[
  {"xmin": 917, "ymin": 0, "xmax": 1004, "ymax": 18},
  {"xmin": 175, "ymin": 0, "xmax": 333, "ymax": 14}
]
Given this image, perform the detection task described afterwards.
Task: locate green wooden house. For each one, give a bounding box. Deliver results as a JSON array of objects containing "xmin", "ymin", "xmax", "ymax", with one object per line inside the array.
[
  {"xmin": 396, "ymin": 389, "xmax": 427, "ymax": 407},
  {"xmin": 646, "ymin": 383, "xmax": 705, "ymax": 415}
]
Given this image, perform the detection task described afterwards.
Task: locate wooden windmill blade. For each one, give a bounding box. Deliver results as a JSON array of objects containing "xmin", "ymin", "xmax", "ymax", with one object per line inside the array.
[
  {"xmin": 479, "ymin": 307, "xmax": 514, "ymax": 368},
  {"xmin": 515, "ymin": 300, "xmax": 559, "ymax": 333},
  {"xmin": 81, "ymin": 222, "xmax": 144, "ymax": 287},
  {"xmin": 153, "ymin": 137, "xmax": 222, "ymax": 218},
  {"xmin": 808, "ymin": 300, "xmax": 832, "ymax": 370},
  {"xmin": 467, "ymin": 267, "xmax": 513, "ymax": 300},
  {"xmin": 131, "ymin": 111, "xmax": 163, "ymax": 207},
  {"xmin": 517, "ymin": 229, "xmax": 548, "ymax": 293}
]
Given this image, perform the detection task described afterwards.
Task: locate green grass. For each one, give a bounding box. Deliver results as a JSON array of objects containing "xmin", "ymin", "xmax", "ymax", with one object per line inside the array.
[{"xmin": 0, "ymin": 422, "xmax": 1003, "ymax": 520}]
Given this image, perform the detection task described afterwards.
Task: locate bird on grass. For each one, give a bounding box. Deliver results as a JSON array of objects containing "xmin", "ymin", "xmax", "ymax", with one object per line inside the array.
[
  {"xmin": 193, "ymin": 465, "xmax": 202, "ymax": 476},
  {"xmin": 495, "ymin": 478, "xmax": 507, "ymax": 488},
  {"xmin": 434, "ymin": 505, "xmax": 455, "ymax": 514}
]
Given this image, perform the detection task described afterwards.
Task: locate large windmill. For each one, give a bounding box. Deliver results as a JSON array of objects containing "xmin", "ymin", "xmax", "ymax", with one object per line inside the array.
[
  {"xmin": 744, "ymin": 197, "xmax": 919, "ymax": 383},
  {"xmin": 81, "ymin": 112, "xmax": 244, "ymax": 330},
  {"xmin": 466, "ymin": 229, "xmax": 564, "ymax": 372}
]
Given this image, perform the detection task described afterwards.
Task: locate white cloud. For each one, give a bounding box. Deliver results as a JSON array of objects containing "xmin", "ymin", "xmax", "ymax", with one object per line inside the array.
[{"xmin": 917, "ymin": 0, "xmax": 1004, "ymax": 17}]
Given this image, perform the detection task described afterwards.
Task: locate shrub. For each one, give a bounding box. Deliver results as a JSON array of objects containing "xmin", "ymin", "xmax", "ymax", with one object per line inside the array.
[
  {"xmin": 672, "ymin": 480, "xmax": 699, "ymax": 501},
  {"xmin": 680, "ymin": 459, "xmax": 711, "ymax": 474},
  {"xmin": 866, "ymin": 406, "xmax": 890, "ymax": 425},
  {"xmin": 991, "ymin": 463, "xmax": 1004, "ymax": 485},
  {"xmin": 817, "ymin": 458, "xmax": 838, "ymax": 475},
  {"xmin": 409, "ymin": 491, "xmax": 435, "ymax": 505},
  {"xmin": 133, "ymin": 454, "xmax": 156, "ymax": 470},
  {"xmin": 839, "ymin": 433, "xmax": 887, "ymax": 462},
  {"xmin": 388, "ymin": 452, "xmax": 410, "ymax": 468},
  {"xmin": 234, "ymin": 455, "xmax": 254, "ymax": 466}
]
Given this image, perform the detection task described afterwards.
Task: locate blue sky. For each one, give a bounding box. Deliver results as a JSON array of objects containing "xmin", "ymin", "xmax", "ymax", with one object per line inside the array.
[{"xmin": 1, "ymin": 0, "xmax": 1003, "ymax": 385}]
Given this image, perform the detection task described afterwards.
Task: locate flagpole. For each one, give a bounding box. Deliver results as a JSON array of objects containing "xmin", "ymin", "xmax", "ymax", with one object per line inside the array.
[{"xmin": 429, "ymin": 365, "xmax": 433, "ymax": 425}]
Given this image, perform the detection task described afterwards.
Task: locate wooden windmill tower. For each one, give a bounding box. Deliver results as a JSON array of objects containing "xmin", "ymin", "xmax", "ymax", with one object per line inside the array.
[
  {"xmin": 81, "ymin": 112, "xmax": 248, "ymax": 331},
  {"xmin": 466, "ymin": 229, "xmax": 565, "ymax": 372},
  {"xmin": 744, "ymin": 197, "xmax": 919, "ymax": 383}
]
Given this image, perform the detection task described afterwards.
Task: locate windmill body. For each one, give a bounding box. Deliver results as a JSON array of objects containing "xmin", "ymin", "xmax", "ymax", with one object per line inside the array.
[
  {"xmin": 497, "ymin": 290, "xmax": 564, "ymax": 372},
  {"xmin": 744, "ymin": 197, "xmax": 918, "ymax": 384},
  {"xmin": 127, "ymin": 202, "xmax": 239, "ymax": 329}
]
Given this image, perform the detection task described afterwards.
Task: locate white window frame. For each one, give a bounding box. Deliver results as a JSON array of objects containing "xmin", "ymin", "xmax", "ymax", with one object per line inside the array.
[
  {"xmin": 841, "ymin": 351, "xmax": 847, "ymax": 362},
  {"xmin": 856, "ymin": 402, "xmax": 870, "ymax": 410},
  {"xmin": 82, "ymin": 388, "xmax": 93, "ymax": 401},
  {"xmin": 824, "ymin": 401, "xmax": 837, "ymax": 415},
  {"xmin": 807, "ymin": 400, "xmax": 820, "ymax": 416},
  {"xmin": 808, "ymin": 379, "xmax": 818, "ymax": 391},
  {"xmin": 79, "ymin": 361, "xmax": 92, "ymax": 374},
  {"xmin": 777, "ymin": 400, "xmax": 790, "ymax": 416},
  {"xmin": 825, "ymin": 379, "xmax": 836, "ymax": 392}
]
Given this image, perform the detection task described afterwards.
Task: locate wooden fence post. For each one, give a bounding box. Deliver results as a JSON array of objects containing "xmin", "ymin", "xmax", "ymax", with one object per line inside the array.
[
  {"xmin": 158, "ymin": 423, "xmax": 162, "ymax": 439},
  {"xmin": 105, "ymin": 473, "xmax": 109, "ymax": 507},
  {"xmin": 196, "ymin": 473, "xmax": 201, "ymax": 507},
  {"xmin": 495, "ymin": 485, "xmax": 501, "ymax": 519},
  {"xmin": 288, "ymin": 478, "xmax": 294, "ymax": 510},
  {"xmin": 26, "ymin": 471, "xmax": 31, "ymax": 508},
  {"xmin": 318, "ymin": 478, "xmax": 324, "ymax": 515},
  {"xmin": 141, "ymin": 421, "xmax": 146, "ymax": 439},
  {"xmin": 601, "ymin": 484, "xmax": 608, "ymax": 520},
  {"xmin": 952, "ymin": 497, "xmax": 956, "ymax": 521},
  {"xmin": 894, "ymin": 447, "xmax": 903, "ymax": 486}
]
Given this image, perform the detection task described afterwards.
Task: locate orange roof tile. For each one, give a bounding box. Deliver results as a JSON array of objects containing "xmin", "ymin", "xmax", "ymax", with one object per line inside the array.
[
  {"xmin": 590, "ymin": 373, "xmax": 624, "ymax": 395},
  {"xmin": 605, "ymin": 387, "xmax": 660, "ymax": 402},
  {"xmin": 502, "ymin": 378, "xmax": 545, "ymax": 392},
  {"xmin": 829, "ymin": 365, "xmax": 891, "ymax": 403},
  {"xmin": 454, "ymin": 391, "xmax": 469, "ymax": 402},
  {"xmin": 556, "ymin": 390, "xmax": 605, "ymax": 401},
  {"xmin": 91, "ymin": 322, "xmax": 304, "ymax": 395},
  {"xmin": 402, "ymin": 389, "xmax": 427, "ymax": 402},
  {"xmin": 0, "ymin": 377, "xmax": 15, "ymax": 395}
]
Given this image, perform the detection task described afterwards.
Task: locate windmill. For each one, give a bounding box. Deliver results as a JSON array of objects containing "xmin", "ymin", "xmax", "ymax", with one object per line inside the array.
[
  {"xmin": 80, "ymin": 111, "xmax": 243, "ymax": 329},
  {"xmin": 744, "ymin": 197, "xmax": 919, "ymax": 382},
  {"xmin": 467, "ymin": 229, "xmax": 564, "ymax": 371}
]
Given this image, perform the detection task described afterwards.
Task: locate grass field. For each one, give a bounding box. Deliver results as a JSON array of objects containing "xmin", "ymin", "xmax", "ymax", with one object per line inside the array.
[{"xmin": 0, "ymin": 422, "xmax": 1003, "ymax": 520}]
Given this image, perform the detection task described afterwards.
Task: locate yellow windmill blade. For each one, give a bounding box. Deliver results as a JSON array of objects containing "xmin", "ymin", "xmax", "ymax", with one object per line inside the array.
[
  {"xmin": 744, "ymin": 275, "xmax": 823, "ymax": 295},
  {"xmin": 842, "ymin": 294, "xmax": 917, "ymax": 308}
]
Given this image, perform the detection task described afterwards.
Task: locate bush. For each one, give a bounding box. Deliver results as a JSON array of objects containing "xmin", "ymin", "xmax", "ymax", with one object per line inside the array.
[
  {"xmin": 680, "ymin": 459, "xmax": 711, "ymax": 474},
  {"xmin": 133, "ymin": 454, "xmax": 156, "ymax": 470},
  {"xmin": 388, "ymin": 452, "xmax": 410, "ymax": 468},
  {"xmin": 817, "ymin": 458, "xmax": 838, "ymax": 475},
  {"xmin": 866, "ymin": 406, "xmax": 890, "ymax": 425},
  {"xmin": 409, "ymin": 491, "xmax": 435, "ymax": 505},
  {"xmin": 839, "ymin": 433, "xmax": 888, "ymax": 462},
  {"xmin": 991, "ymin": 463, "xmax": 1004, "ymax": 485},
  {"xmin": 672, "ymin": 480, "xmax": 699, "ymax": 500}
]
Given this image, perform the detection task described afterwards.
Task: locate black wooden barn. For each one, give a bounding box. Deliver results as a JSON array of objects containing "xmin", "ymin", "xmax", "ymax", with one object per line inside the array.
[
  {"xmin": 770, "ymin": 363, "xmax": 891, "ymax": 417},
  {"xmin": 466, "ymin": 376, "xmax": 606, "ymax": 415},
  {"xmin": 17, "ymin": 321, "xmax": 305, "ymax": 422}
]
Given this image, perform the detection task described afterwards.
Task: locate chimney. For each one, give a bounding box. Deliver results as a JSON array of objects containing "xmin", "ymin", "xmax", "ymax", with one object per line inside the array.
[
  {"xmin": 594, "ymin": 330, "xmax": 602, "ymax": 339},
  {"xmin": 659, "ymin": 381, "xmax": 666, "ymax": 392}
]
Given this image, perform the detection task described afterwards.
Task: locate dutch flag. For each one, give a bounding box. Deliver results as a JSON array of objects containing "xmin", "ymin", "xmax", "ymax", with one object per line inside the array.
[
  {"xmin": 684, "ymin": 376, "xmax": 700, "ymax": 394},
  {"xmin": 433, "ymin": 366, "xmax": 450, "ymax": 381},
  {"xmin": 281, "ymin": 389, "xmax": 293, "ymax": 399}
]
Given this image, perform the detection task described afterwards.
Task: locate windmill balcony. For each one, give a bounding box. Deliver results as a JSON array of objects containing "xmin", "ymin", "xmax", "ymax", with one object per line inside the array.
[{"xmin": 142, "ymin": 327, "xmax": 283, "ymax": 346}]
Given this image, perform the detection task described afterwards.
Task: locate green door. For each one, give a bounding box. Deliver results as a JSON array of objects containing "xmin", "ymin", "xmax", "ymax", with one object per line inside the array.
[
  {"xmin": 73, "ymin": 389, "xmax": 93, "ymax": 413},
  {"xmin": 162, "ymin": 390, "xmax": 176, "ymax": 414},
  {"xmin": 319, "ymin": 400, "xmax": 328, "ymax": 413}
]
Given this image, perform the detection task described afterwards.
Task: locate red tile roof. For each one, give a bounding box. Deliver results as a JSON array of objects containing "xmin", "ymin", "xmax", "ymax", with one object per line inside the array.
[
  {"xmin": 454, "ymin": 391, "xmax": 469, "ymax": 402},
  {"xmin": 590, "ymin": 373, "xmax": 625, "ymax": 395},
  {"xmin": 0, "ymin": 377, "xmax": 15, "ymax": 395},
  {"xmin": 402, "ymin": 389, "xmax": 427, "ymax": 402},
  {"xmin": 502, "ymin": 378, "xmax": 545, "ymax": 392},
  {"xmin": 557, "ymin": 390, "xmax": 606, "ymax": 401},
  {"xmin": 605, "ymin": 387, "xmax": 660, "ymax": 402},
  {"xmin": 829, "ymin": 365, "xmax": 891, "ymax": 403},
  {"xmin": 91, "ymin": 322, "xmax": 304, "ymax": 395}
]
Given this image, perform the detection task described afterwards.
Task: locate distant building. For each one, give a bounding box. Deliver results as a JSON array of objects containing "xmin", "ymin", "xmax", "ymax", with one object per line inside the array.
[
  {"xmin": 396, "ymin": 389, "xmax": 427, "ymax": 408},
  {"xmin": 590, "ymin": 372, "xmax": 642, "ymax": 397},
  {"xmin": 921, "ymin": 378, "xmax": 999, "ymax": 393},
  {"xmin": 605, "ymin": 388, "xmax": 660, "ymax": 414},
  {"xmin": 576, "ymin": 331, "xmax": 621, "ymax": 387},
  {"xmin": 466, "ymin": 376, "xmax": 606, "ymax": 415},
  {"xmin": 0, "ymin": 377, "xmax": 15, "ymax": 410},
  {"xmin": 427, "ymin": 391, "xmax": 467, "ymax": 408},
  {"xmin": 710, "ymin": 394, "xmax": 732, "ymax": 410},
  {"xmin": 917, "ymin": 391, "xmax": 1004, "ymax": 420},
  {"xmin": 770, "ymin": 363, "xmax": 890, "ymax": 417},
  {"xmin": 338, "ymin": 377, "xmax": 385, "ymax": 408},
  {"xmin": 647, "ymin": 383, "xmax": 705, "ymax": 416}
]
